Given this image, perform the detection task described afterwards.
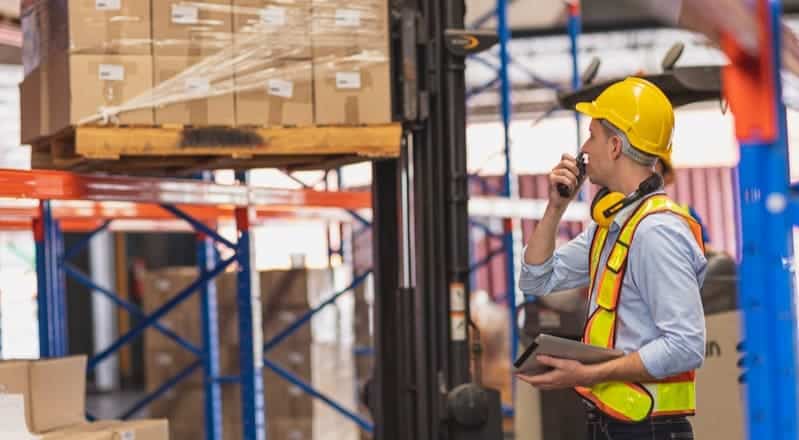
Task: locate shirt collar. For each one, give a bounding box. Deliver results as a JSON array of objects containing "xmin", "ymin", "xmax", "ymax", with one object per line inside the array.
[{"xmin": 609, "ymin": 189, "xmax": 666, "ymax": 231}]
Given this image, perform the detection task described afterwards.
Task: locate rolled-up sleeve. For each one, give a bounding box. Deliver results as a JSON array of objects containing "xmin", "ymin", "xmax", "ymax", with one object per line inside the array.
[
  {"xmin": 518, "ymin": 226, "xmax": 592, "ymax": 297},
  {"xmin": 632, "ymin": 215, "xmax": 707, "ymax": 379}
]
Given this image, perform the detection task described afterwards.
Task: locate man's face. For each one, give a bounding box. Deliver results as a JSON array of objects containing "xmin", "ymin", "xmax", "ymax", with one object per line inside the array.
[{"xmin": 580, "ymin": 119, "xmax": 618, "ymax": 187}]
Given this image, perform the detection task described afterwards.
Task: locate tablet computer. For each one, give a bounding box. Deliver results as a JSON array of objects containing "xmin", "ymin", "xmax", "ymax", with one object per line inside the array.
[{"xmin": 513, "ymin": 334, "xmax": 624, "ymax": 375}]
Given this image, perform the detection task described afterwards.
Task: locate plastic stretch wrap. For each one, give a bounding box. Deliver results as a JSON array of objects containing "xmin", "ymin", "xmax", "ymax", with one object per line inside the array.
[{"xmin": 20, "ymin": 0, "xmax": 392, "ymax": 142}]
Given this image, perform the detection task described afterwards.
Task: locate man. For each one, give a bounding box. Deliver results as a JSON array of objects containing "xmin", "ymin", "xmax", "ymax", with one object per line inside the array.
[
  {"xmin": 518, "ymin": 77, "xmax": 707, "ymax": 439},
  {"xmin": 654, "ymin": 156, "xmax": 712, "ymax": 248}
]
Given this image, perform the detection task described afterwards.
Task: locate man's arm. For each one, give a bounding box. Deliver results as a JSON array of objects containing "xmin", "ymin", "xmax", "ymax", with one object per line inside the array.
[
  {"xmin": 518, "ymin": 153, "xmax": 591, "ymax": 296},
  {"xmin": 633, "ymin": 216, "xmax": 707, "ymax": 379},
  {"xmin": 517, "ymin": 353, "xmax": 655, "ymax": 390}
]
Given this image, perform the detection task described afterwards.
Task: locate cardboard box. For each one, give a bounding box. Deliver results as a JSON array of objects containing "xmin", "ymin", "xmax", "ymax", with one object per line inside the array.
[
  {"xmin": 48, "ymin": 0, "xmax": 152, "ymax": 55},
  {"xmin": 0, "ymin": 357, "xmax": 87, "ymax": 435},
  {"xmin": 233, "ymin": 0, "xmax": 311, "ymax": 59},
  {"xmin": 153, "ymin": 55, "xmax": 236, "ymax": 126},
  {"xmin": 694, "ymin": 311, "xmax": 745, "ymax": 440},
  {"xmin": 44, "ymin": 420, "xmax": 169, "ymax": 440},
  {"xmin": 310, "ymin": 0, "xmax": 389, "ymax": 54},
  {"xmin": 20, "ymin": 66, "xmax": 46, "ymax": 144},
  {"xmin": 29, "ymin": 356, "xmax": 87, "ymax": 434},
  {"xmin": 47, "ymin": 52, "xmax": 154, "ymax": 134},
  {"xmin": 235, "ymin": 59, "xmax": 314, "ymax": 127},
  {"xmin": 313, "ymin": 49, "xmax": 392, "ymax": 125},
  {"xmin": 153, "ymin": 0, "xmax": 233, "ymax": 56}
]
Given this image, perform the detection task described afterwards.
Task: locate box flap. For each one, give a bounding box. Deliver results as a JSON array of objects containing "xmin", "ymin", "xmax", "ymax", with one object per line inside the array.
[{"xmin": 29, "ymin": 356, "xmax": 87, "ymax": 434}]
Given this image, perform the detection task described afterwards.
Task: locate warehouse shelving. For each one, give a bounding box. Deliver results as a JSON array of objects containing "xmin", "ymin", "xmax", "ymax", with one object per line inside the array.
[{"xmin": 0, "ymin": 168, "xmax": 374, "ymax": 440}]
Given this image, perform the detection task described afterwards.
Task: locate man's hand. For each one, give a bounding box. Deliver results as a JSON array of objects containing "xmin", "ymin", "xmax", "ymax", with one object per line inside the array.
[
  {"xmin": 548, "ymin": 154, "xmax": 583, "ymax": 210},
  {"xmin": 515, "ymin": 355, "xmax": 599, "ymax": 390}
]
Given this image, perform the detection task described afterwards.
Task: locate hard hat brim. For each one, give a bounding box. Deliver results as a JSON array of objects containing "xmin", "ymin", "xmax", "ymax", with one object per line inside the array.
[{"xmin": 575, "ymin": 101, "xmax": 602, "ymax": 118}]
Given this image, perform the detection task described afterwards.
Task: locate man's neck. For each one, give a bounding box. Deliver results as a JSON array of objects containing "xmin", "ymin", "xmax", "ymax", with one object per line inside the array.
[{"xmin": 610, "ymin": 167, "xmax": 653, "ymax": 195}]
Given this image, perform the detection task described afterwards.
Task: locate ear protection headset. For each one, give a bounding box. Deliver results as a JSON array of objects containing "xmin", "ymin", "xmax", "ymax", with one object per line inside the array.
[{"xmin": 590, "ymin": 174, "xmax": 664, "ymax": 227}]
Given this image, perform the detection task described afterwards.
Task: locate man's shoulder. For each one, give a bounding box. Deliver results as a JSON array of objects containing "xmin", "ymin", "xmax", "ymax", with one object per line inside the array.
[{"xmin": 633, "ymin": 212, "xmax": 704, "ymax": 255}]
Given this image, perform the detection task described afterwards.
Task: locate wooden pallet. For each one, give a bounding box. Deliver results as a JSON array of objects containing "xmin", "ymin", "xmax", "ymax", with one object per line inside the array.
[{"xmin": 31, "ymin": 123, "xmax": 402, "ymax": 175}]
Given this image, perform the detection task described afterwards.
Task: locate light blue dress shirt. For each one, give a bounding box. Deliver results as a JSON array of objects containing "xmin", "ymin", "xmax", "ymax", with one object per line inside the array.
[{"xmin": 519, "ymin": 193, "xmax": 708, "ymax": 379}]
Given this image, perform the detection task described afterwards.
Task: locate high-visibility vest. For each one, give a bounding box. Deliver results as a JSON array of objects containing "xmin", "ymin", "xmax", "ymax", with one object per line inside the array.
[{"xmin": 575, "ymin": 194, "xmax": 705, "ymax": 423}]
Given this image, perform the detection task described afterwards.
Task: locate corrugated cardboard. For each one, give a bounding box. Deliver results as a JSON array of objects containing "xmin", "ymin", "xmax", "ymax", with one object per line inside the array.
[
  {"xmin": 20, "ymin": 65, "xmax": 46, "ymax": 144},
  {"xmin": 694, "ymin": 311, "xmax": 745, "ymax": 440},
  {"xmin": 310, "ymin": 0, "xmax": 389, "ymax": 54},
  {"xmin": 233, "ymin": 0, "xmax": 311, "ymax": 59},
  {"xmin": 153, "ymin": 55, "xmax": 236, "ymax": 126},
  {"xmin": 29, "ymin": 356, "xmax": 87, "ymax": 434},
  {"xmin": 48, "ymin": 52, "xmax": 154, "ymax": 134},
  {"xmin": 48, "ymin": 0, "xmax": 152, "ymax": 55},
  {"xmin": 0, "ymin": 362, "xmax": 35, "ymax": 434},
  {"xmin": 152, "ymin": 0, "xmax": 233, "ymax": 56},
  {"xmin": 41, "ymin": 430, "xmax": 112, "ymax": 440},
  {"xmin": 235, "ymin": 59, "xmax": 314, "ymax": 127},
  {"xmin": 313, "ymin": 49, "xmax": 391, "ymax": 125}
]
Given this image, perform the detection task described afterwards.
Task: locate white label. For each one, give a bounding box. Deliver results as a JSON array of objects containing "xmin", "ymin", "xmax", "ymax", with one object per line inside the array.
[
  {"xmin": 119, "ymin": 431, "xmax": 135, "ymax": 440},
  {"xmin": 95, "ymin": 0, "xmax": 121, "ymax": 11},
  {"xmin": 185, "ymin": 77, "xmax": 211, "ymax": 94},
  {"xmin": 99, "ymin": 64, "xmax": 125, "ymax": 81},
  {"xmin": 335, "ymin": 72, "xmax": 361, "ymax": 89},
  {"xmin": 172, "ymin": 4, "xmax": 199, "ymax": 24},
  {"xmin": 260, "ymin": 7, "xmax": 287, "ymax": 26},
  {"xmin": 335, "ymin": 8, "xmax": 361, "ymax": 27},
  {"xmin": 449, "ymin": 283, "xmax": 465, "ymax": 312},
  {"xmin": 267, "ymin": 79, "xmax": 294, "ymax": 98},
  {"xmin": 450, "ymin": 314, "xmax": 467, "ymax": 341}
]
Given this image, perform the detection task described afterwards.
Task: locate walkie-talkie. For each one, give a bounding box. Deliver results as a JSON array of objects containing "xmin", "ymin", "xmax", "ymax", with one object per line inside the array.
[{"xmin": 556, "ymin": 152, "xmax": 586, "ymax": 198}]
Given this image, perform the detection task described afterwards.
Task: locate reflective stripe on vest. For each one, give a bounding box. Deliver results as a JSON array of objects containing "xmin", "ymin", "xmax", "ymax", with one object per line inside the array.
[{"xmin": 576, "ymin": 194, "xmax": 705, "ymax": 423}]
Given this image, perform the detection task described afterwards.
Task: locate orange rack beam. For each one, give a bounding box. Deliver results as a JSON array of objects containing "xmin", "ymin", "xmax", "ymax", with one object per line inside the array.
[
  {"xmin": 0, "ymin": 169, "xmax": 371, "ymax": 209},
  {"xmin": 0, "ymin": 169, "xmax": 372, "ymax": 232}
]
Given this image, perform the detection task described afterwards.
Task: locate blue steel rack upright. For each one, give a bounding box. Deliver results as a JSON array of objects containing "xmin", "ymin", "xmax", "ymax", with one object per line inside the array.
[
  {"xmin": 22, "ymin": 171, "xmax": 375, "ymax": 440},
  {"xmin": 722, "ymin": 1, "xmax": 799, "ymax": 439}
]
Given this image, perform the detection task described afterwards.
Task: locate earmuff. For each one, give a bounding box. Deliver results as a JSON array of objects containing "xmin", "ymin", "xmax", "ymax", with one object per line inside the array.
[{"xmin": 590, "ymin": 174, "xmax": 664, "ymax": 227}]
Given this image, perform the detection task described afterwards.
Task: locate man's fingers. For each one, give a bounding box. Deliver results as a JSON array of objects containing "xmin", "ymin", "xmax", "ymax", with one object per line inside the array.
[
  {"xmin": 536, "ymin": 355, "xmax": 570, "ymax": 369},
  {"xmin": 558, "ymin": 159, "xmax": 580, "ymax": 177}
]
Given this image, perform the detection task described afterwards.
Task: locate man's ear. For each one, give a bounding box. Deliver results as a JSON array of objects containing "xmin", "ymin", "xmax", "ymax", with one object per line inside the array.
[{"xmin": 608, "ymin": 136, "xmax": 623, "ymax": 160}]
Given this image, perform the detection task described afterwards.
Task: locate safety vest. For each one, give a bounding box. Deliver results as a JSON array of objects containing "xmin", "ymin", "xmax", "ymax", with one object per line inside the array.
[{"xmin": 575, "ymin": 194, "xmax": 705, "ymax": 423}]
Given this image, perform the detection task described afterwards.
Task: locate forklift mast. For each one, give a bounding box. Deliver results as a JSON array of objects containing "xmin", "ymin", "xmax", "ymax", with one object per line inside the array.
[{"xmin": 370, "ymin": 0, "xmax": 503, "ymax": 438}]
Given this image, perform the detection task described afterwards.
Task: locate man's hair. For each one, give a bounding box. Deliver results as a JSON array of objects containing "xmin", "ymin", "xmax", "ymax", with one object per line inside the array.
[{"xmin": 599, "ymin": 119, "xmax": 657, "ymax": 167}]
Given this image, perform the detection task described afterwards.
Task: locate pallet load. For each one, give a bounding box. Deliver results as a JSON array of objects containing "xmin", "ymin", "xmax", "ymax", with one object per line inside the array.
[
  {"xmin": 138, "ymin": 266, "xmax": 363, "ymax": 440},
  {"xmin": 19, "ymin": 0, "xmax": 399, "ymax": 174},
  {"xmin": 0, "ymin": 356, "xmax": 170, "ymax": 439}
]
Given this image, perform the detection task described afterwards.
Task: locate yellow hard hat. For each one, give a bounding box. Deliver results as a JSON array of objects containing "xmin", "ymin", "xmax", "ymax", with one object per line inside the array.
[{"xmin": 575, "ymin": 77, "xmax": 674, "ymax": 161}]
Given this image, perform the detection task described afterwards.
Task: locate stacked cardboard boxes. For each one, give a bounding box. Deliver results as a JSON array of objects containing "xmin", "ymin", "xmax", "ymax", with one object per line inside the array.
[
  {"xmin": 20, "ymin": 0, "xmax": 391, "ymax": 145},
  {"xmin": 233, "ymin": 0, "xmax": 314, "ymax": 127},
  {"xmin": 0, "ymin": 356, "xmax": 169, "ymax": 439},
  {"xmin": 139, "ymin": 267, "xmax": 357, "ymax": 440},
  {"xmin": 310, "ymin": 0, "xmax": 391, "ymax": 125},
  {"xmin": 20, "ymin": 0, "xmax": 155, "ymax": 141}
]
